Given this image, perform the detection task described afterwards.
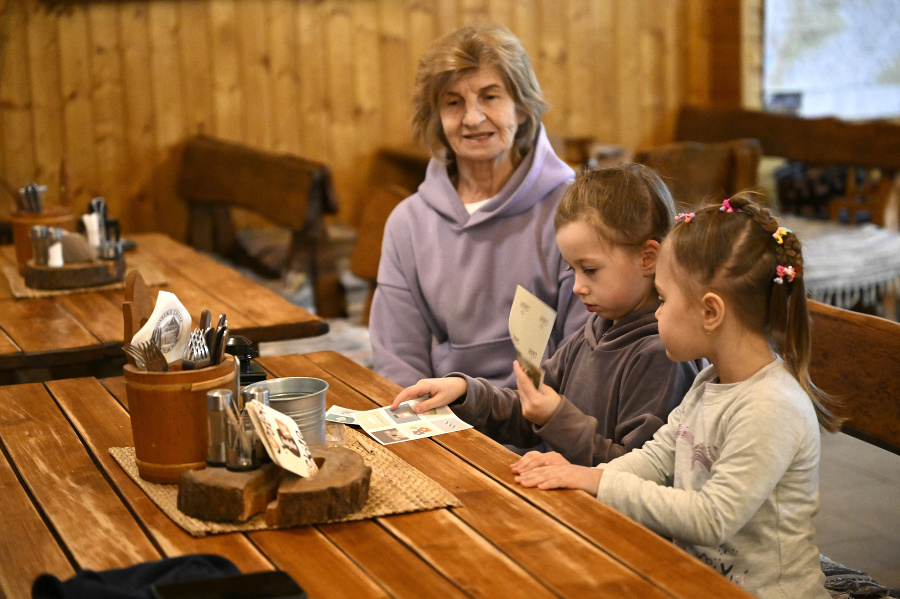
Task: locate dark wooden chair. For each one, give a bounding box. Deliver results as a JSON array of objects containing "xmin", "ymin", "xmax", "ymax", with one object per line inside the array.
[
  {"xmin": 634, "ymin": 138, "xmax": 762, "ymax": 210},
  {"xmin": 348, "ymin": 145, "xmax": 429, "ymax": 325},
  {"xmin": 178, "ymin": 135, "xmax": 346, "ymax": 318},
  {"xmin": 349, "ymin": 184, "xmax": 410, "ymax": 325}
]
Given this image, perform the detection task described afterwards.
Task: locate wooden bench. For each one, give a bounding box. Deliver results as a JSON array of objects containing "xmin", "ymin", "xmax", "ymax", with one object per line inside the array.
[
  {"xmin": 673, "ymin": 106, "xmax": 900, "ymax": 229},
  {"xmin": 808, "ymin": 299, "xmax": 900, "ymax": 455},
  {"xmin": 178, "ymin": 135, "xmax": 346, "ymax": 318}
]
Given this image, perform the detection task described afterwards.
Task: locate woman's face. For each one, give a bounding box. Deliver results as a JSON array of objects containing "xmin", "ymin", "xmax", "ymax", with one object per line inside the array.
[
  {"xmin": 439, "ymin": 65, "xmax": 525, "ymax": 169},
  {"xmin": 556, "ymin": 220, "xmax": 656, "ymax": 323}
]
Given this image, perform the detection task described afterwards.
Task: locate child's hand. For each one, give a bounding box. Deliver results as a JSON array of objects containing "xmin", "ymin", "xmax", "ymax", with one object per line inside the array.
[
  {"xmin": 509, "ymin": 450, "xmax": 569, "ymax": 475},
  {"xmin": 513, "ymin": 360, "xmax": 562, "ymax": 426},
  {"xmin": 514, "ymin": 463, "xmax": 603, "ymax": 495},
  {"xmin": 389, "ymin": 377, "xmax": 468, "ymax": 413}
]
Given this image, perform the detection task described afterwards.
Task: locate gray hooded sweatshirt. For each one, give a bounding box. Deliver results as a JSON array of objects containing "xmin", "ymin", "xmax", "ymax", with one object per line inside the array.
[
  {"xmin": 449, "ymin": 305, "xmax": 704, "ymax": 465},
  {"xmin": 370, "ymin": 125, "xmax": 588, "ymax": 388}
]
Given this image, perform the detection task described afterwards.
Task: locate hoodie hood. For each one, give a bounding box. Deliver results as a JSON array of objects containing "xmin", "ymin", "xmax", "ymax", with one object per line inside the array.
[{"xmin": 416, "ymin": 124, "xmax": 575, "ymax": 230}]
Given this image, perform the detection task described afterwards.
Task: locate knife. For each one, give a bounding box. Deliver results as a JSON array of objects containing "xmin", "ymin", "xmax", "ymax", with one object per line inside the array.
[{"xmin": 199, "ymin": 309, "xmax": 212, "ymax": 331}]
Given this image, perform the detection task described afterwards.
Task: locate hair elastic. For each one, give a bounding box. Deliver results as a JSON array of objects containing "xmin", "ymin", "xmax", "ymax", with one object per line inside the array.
[
  {"xmin": 772, "ymin": 226, "xmax": 791, "ymax": 245},
  {"xmin": 675, "ymin": 212, "xmax": 695, "ymax": 223},
  {"xmin": 774, "ymin": 264, "xmax": 798, "ymax": 285},
  {"xmin": 720, "ymin": 199, "xmax": 736, "ymax": 213}
]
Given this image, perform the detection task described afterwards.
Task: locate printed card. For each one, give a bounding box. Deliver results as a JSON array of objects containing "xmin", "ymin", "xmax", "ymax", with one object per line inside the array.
[
  {"xmin": 325, "ymin": 405, "xmax": 360, "ymax": 425},
  {"xmin": 352, "ymin": 399, "xmax": 473, "ymax": 445},
  {"xmin": 246, "ymin": 402, "xmax": 318, "ymax": 478},
  {"xmin": 508, "ymin": 285, "xmax": 557, "ymax": 388}
]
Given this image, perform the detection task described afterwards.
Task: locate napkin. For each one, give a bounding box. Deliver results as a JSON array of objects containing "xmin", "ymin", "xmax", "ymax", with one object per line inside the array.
[{"xmin": 130, "ymin": 290, "xmax": 192, "ymax": 364}]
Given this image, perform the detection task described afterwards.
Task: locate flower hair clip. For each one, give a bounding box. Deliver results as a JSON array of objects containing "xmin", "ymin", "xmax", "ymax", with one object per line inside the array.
[
  {"xmin": 772, "ymin": 226, "xmax": 792, "ymax": 245},
  {"xmin": 720, "ymin": 199, "xmax": 736, "ymax": 213},
  {"xmin": 774, "ymin": 265, "xmax": 798, "ymax": 285},
  {"xmin": 675, "ymin": 212, "xmax": 695, "ymax": 224}
]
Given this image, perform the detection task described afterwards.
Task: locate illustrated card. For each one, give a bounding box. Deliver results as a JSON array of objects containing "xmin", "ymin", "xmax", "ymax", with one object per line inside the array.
[
  {"xmin": 508, "ymin": 285, "xmax": 557, "ymax": 388},
  {"xmin": 325, "ymin": 405, "xmax": 359, "ymax": 425},
  {"xmin": 246, "ymin": 402, "xmax": 318, "ymax": 478},
  {"xmin": 353, "ymin": 399, "xmax": 472, "ymax": 445}
]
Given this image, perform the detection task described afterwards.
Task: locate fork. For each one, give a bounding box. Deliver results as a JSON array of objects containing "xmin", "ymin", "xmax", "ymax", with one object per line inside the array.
[
  {"xmin": 139, "ymin": 340, "xmax": 169, "ymax": 372},
  {"xmin": 122, "ymin": 343, "xmax": 147, "ymax": 370},
  {"xmin": 192, "ymin": 333, "xmax": 211, "ymax": 369}
]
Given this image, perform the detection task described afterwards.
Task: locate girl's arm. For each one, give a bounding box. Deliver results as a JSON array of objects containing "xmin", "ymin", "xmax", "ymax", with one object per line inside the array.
[
  {"xmin": 449, "ymin": 372, "xmax": 544, "ymax": 449},
  {"xmin": 597, "ymin": 393, "xmax": 806, "ymax": 548},
  {"xmin": 534, "ymin": 343, "xmax": 698, "ymax": 466}
]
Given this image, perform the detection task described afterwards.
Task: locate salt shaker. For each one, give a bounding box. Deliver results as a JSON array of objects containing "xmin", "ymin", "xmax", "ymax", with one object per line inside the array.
[{"xmin": 206, "ymin": 389, "xmax": 232, "ymax": 467}]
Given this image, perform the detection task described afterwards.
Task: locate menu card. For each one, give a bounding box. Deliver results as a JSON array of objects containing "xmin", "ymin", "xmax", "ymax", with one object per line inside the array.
[
  {"xmin": 508, "ymin": 285, "xmax": 557, "ymax": 388},
  {"xmin": 246, "ymin": 401, "xmax": 318, "ymax": 478},
  {"xmin": 327, "ymin": 401, "xmax": 473, "ymax": 445}
]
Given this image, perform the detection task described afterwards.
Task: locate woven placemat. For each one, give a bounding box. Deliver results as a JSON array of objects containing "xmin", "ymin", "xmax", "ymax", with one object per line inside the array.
[
  {"xmin": 3, "ymin": 252, "xmax": 169, "ymax": 298},
  {"xmin": 109, "ymin": 426, "xmax": 461, "ymax": 537}
]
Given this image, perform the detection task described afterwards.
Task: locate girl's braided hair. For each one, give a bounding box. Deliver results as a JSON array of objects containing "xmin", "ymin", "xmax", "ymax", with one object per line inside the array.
[{"xmin": 667, "ymin": 192, "xmax": 842, "ymax": 431}]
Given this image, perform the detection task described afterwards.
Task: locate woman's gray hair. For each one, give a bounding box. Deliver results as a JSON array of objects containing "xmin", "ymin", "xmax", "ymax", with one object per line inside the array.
[{"xmin": 411, "ymin": 23, "xmax": 548, "ymax": 163}]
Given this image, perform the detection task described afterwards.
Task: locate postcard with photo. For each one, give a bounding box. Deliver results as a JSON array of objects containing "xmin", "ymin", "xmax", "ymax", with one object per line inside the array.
[
  {"xmin": 325, "ymin": 405, "xmax": 360, "ymax": 425},
  {"xmin": 354, "ymin": 400, "xmax": 473, "ymax": 446},
  {"xmin": 508, "ymin": 285, "xmax": 557, "ymax": 389},
  {"xmin": 247, "ymin": 402, "xmax": 318, "ymax": 478}
]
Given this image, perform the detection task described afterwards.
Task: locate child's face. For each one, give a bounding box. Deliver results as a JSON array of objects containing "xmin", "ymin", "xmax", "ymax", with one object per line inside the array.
[
  {"xmin": 654, "ymin": 246, "xmax": 707, "ymax": 361},
  {"xmin": 556, "ymin": 221, "xmax": 655, "ymax": 322}
]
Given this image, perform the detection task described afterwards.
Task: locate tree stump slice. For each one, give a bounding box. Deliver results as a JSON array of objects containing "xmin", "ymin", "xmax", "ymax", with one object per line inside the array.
[
  {"xmin": 177, "ymin": 463, "xmax": 282, "ymax": 522},
  {"xmin": 265, "ymin": 446, "xmax": 371, "ymax": 527}
]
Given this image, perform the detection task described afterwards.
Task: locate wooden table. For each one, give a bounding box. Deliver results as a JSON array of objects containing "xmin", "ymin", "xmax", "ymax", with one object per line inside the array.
[
  {"xmin": 0, "ymin": 232, "xmax": 327, "ymax": 383},
  {"xmin": 0, "ymin": 351, "xmax": 753, "ymax": 599}
]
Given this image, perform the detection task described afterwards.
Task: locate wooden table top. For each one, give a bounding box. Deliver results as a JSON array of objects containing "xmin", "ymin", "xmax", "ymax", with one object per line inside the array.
[
  {"xmin": 0, "ymin": 233, "xmax": 326, "ymax": 381},
  {"xmin": 0, "ymin": 351, "xmax": 753, "ymax": 599}
]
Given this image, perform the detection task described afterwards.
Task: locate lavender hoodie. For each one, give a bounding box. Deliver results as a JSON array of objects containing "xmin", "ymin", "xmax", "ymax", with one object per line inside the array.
[{"xmin": 370, "ymin": 125, "xmax": 588, "ymax": 388}]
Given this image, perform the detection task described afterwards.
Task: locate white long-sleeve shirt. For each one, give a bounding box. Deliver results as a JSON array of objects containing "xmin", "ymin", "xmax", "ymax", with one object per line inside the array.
[{"xmin": 597, "ymin": 359, "xmax": 829, "ymax": 599}]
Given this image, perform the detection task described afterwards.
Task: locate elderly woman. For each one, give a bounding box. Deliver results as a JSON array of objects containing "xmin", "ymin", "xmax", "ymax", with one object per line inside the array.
[{"xmin": 370, "ymin": 23, "xmax": 588, "ymax": 388}]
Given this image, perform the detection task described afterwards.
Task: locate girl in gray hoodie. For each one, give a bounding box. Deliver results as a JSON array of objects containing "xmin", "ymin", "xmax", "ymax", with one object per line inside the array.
[{"xmin": 391, "ymin": 165, "xmax": 704, "ymax": 465}]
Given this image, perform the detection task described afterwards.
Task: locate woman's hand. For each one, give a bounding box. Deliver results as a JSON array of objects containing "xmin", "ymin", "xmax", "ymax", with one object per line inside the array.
[
  {"xmin": 513, "ymin": 360, "xmax": 562, "ymax": 426},
  {"xmin": 514, "ymin": 463, "xmax": 603, "ymax": 495},
  {"xmin": 389, "ymin": 377, "xmax": 468, "ymax": 413},
  {"xmin": 510, "ymin": 450, "xmax": 569, "ymax": 475}
]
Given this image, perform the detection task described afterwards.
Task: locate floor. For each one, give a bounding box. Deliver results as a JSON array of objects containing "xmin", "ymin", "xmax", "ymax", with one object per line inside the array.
[
  {"xmin": 817, "ymin": 431, "xmax": 900, "ymax": 589},
  {"xmin": 244, "ymin": 224, "xmax": 899, "ymax": 591}
]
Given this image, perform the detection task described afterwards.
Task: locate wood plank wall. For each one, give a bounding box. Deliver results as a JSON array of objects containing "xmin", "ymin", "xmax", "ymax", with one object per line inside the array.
[{"xmin": 0, "ymin": 0, "xmax": 756, "ymax": 240}]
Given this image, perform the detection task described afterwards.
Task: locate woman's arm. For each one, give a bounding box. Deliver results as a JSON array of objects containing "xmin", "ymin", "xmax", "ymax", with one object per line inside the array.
[{"xmin": 369, "ymin": 216, "xmax": 436, "ymax": 387}]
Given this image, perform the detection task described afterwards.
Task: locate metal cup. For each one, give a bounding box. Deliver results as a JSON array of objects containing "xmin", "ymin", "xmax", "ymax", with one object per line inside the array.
[{"xmin": 226, "ymin": 413, "xmax": 259, "ymax": 471}]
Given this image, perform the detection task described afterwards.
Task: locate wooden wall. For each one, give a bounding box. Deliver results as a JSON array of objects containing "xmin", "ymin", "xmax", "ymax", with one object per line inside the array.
[{"xmin": 0, "ymin": 0, "xmax": 752, "ymax": 240}]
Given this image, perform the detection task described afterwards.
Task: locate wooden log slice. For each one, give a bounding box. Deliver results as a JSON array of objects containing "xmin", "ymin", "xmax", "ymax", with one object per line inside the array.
[
  {"xmin": 177, "ymin": 463, "xmax": 282, "ymax": 522},
  {"xmin": 24, "ymin": 257, "xmax": 125, "ymax": 290},
  {"xmin": 265, "ymin": 446, "xmax": 371, "ymax": 527}
]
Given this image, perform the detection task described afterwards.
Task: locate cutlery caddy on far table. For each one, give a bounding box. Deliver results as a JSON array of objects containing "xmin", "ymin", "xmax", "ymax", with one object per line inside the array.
[{"xmin": 23, "ymin": 255, "xmax": 125, "ymax": 290}]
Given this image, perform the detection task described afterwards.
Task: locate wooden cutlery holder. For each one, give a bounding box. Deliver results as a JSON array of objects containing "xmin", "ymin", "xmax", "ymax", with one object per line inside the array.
[{"xmin": 125, "ymin": 355, "xmax": 235, "ymax": 484}]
